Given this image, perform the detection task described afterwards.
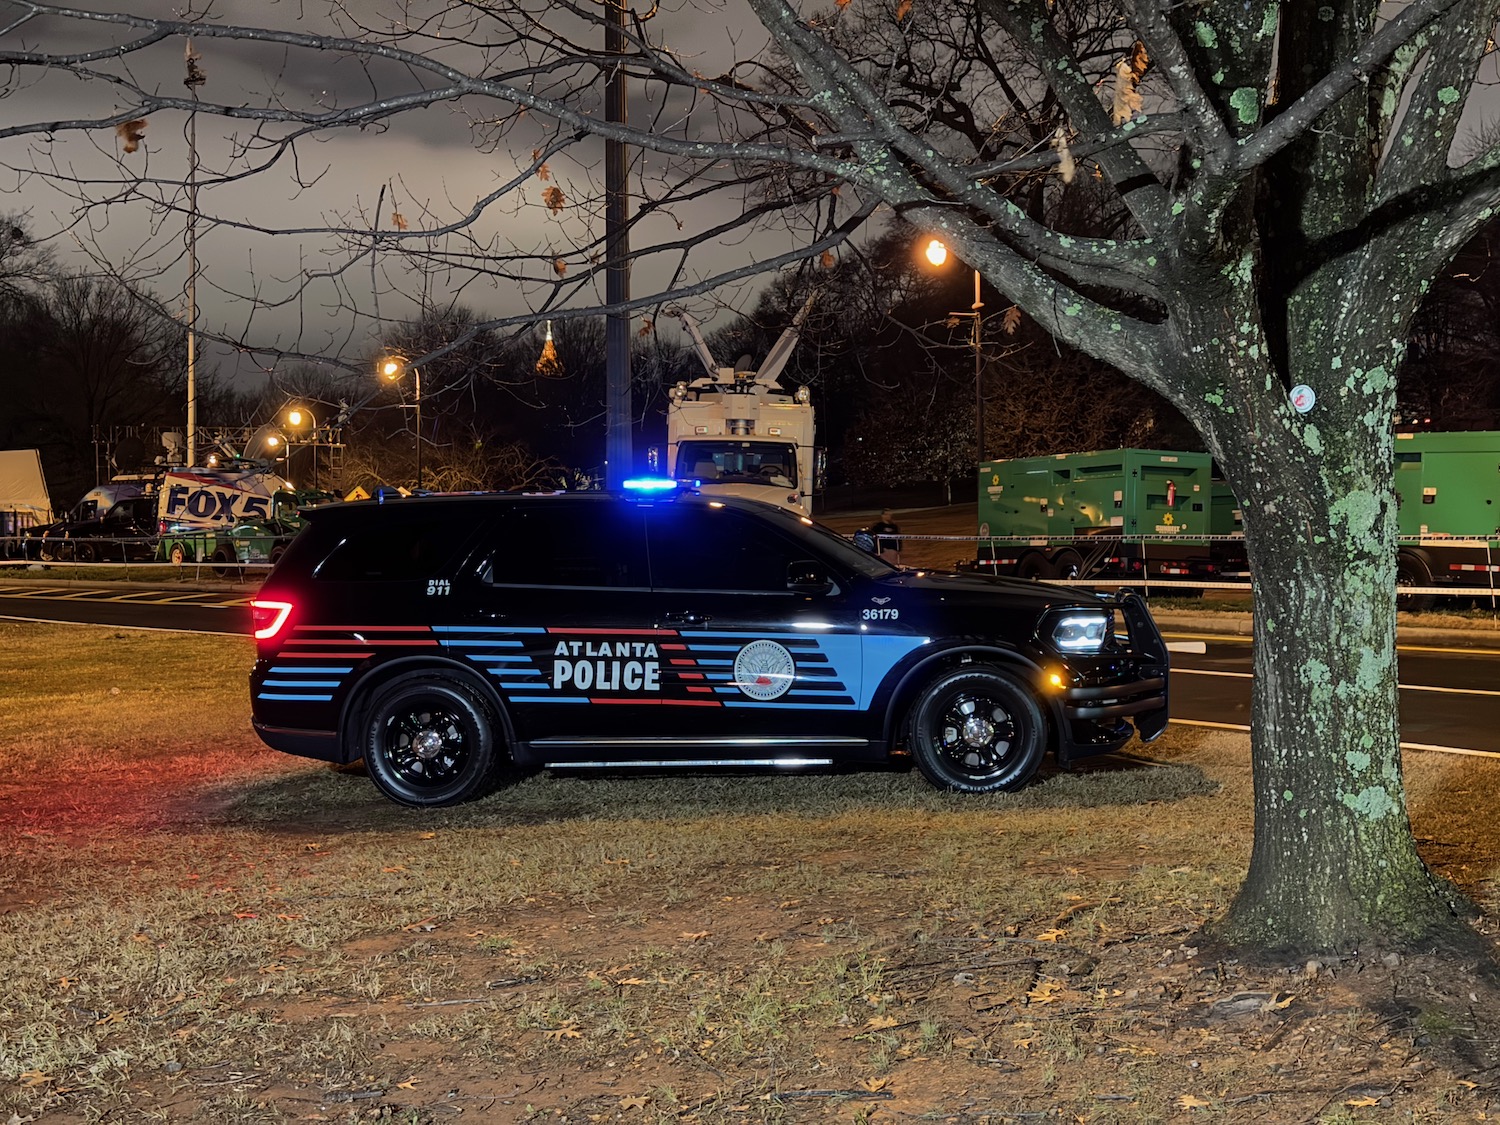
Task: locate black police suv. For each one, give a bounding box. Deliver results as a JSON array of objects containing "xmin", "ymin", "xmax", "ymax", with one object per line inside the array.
[{"xmin": 249, "ymin": 485, "xmax": 1169, "ymax": 807}]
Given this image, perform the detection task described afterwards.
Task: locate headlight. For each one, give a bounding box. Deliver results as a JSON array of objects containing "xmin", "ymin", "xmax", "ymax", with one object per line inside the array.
[{"xmin": 1048, "ymin": 611, "xmax": 1113, "ymax": 653}]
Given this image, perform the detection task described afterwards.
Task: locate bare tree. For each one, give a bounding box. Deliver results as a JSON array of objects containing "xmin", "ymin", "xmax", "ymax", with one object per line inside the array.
[{"xmin": 2, "ymin": 0, "xmax": 1498, "ymax": 956}]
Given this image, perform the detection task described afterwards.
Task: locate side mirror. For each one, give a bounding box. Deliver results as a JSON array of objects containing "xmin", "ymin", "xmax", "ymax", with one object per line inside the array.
[{"xmin": 787, "ymin": 560, "xmax": 835, "ymax": 596}]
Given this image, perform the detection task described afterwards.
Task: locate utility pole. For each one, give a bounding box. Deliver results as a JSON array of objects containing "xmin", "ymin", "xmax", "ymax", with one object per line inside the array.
[
  {"xmin": 604, "ymin": 0, "xmax": 632, "ymax": 488},
  {"xmin": 184, "ymin": 41, "xmax": 205, "ymax": 468}
]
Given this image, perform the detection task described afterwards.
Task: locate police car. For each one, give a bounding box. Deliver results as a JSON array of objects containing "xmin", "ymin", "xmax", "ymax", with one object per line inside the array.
[{"xmin": 249, "ymin": 483, "xmax": 1169, "ymax": 807}]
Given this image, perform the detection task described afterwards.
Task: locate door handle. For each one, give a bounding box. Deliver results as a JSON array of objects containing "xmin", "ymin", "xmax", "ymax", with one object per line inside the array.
[{"xmin": 663, "ymin": 610, "xmax": 711, "ymax": 626}]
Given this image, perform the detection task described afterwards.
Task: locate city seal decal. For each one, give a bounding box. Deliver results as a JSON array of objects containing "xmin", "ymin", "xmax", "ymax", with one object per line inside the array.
[{"xmin": 732, "ymin": 639, "xmax": 796, "ymax": 701}]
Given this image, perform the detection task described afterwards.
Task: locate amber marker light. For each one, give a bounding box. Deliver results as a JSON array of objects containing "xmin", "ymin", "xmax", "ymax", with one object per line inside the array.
[{"xmin": 250, "ymin": 599, "xmax": 294, "ymax": 640}]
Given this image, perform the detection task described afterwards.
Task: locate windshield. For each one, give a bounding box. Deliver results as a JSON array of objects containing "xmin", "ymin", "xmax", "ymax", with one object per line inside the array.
[
  {"xmin": 734, "ymin": 502, "xmax": 896, "ymax": 579},
  {"xmin": 675, "ymin": 441, "xmax": 797, "ymax": 488}
]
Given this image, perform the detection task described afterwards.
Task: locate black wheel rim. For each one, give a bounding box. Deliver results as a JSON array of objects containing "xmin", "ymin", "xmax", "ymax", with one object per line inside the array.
[
  {"xmin": 380, "ymin": 703, "xmax": 472, "ymax": 792},
  {"xmin": 933, "ymin": 690, "xmax": 1018, "ymax": 781}
]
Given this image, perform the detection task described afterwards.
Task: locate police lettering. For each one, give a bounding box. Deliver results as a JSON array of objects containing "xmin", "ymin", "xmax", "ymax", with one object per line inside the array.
[{"xmin": 551, "ymin": 639, "xmax": 661, "ymax": 693}]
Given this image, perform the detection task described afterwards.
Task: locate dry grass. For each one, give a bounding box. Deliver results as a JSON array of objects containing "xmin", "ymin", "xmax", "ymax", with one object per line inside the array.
[{"xmin": 2, "ymin": 622, "xmax": 1500, "ymax": 1123}]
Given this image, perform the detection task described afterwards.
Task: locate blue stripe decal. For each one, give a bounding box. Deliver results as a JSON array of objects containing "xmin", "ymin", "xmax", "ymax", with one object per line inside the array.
[
  {"xmin": 263, "ymin": 679, "xmax": 343, "ymax": 688},
  {"xmin": 439, "ymin": 640, "xmax": 525, "ymax": 649},
  {"xmin": 258, "ymin": 692, "xmax": 335, "ymax": 702},
  {"xmin": 270, "ymin": 664, "xmax": 354, "ymax": 674},
  {"xmin": 860, "ymin": 635, "xmax": 931, "ymax": 708},
  {"xmin": 506, "ymin": 695, "xmax": 589, "ymax": 703}
]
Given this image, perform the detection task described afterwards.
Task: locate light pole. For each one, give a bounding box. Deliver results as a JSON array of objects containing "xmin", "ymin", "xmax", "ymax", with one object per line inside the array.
[
  {"xmin": 924, "ymin": 238, "xmax": 986, "ymax": 462},
  {"xmin": 378, "ymin": 355, "xmax": 423, "ymax": 490},
  {"xmin": 285, "ymin": 405, "xmax": 317, "ymax": 489}
]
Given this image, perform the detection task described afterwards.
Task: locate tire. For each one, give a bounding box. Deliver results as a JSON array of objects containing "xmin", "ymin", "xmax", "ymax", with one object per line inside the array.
[
  {"xmin": 362, "ymin": 674, "xmax": 503, "ymax": 807},
  {"xmin": 269, "ymin": 546, "xmax": 286, "ymax": 566},
  {"xmin": 1397, "ymin": 553, "xmax": 1436, "ymax": 613},
  {"xmin": 1016, "ymin": 553, "xmax": 1050, "ymax": 581},
  {"xmin": 75, "ymin": 542, "xmax": 97, "ymax": 564},
  {"xmin": 169, "ymin": 543, "xmax": 189, "ymax": 566},
  {"xmin": 906, "ymin": 666, "xmax": 1047, "ymax": 793},
  {"xmin": 212, "ymin": 547, "xmax": 241, "ymax": 579},
  {"xmin": 1051, "ymin": 549, "xmax": 1083, "ymax": 581}
]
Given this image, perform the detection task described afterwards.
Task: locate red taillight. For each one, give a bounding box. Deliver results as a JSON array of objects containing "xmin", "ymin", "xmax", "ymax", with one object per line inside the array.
[{"xmin": 250, "ymin": 599, "xmax": 293, "ymax": 640}]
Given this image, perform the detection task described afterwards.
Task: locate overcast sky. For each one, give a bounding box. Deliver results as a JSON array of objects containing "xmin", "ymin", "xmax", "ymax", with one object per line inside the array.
[{"xmin": 0, "ymin": 0, "xmax": 803, "ymax": 390}]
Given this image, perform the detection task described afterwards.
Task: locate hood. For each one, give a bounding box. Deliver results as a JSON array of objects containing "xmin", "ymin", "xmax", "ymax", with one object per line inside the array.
[{"xmin": 870, "ymin": 567, "xmax": 1110, "ymax": 612}]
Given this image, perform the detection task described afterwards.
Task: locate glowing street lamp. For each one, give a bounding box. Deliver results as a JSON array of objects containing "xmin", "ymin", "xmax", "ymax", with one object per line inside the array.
[
  {"xmin": 923, "ymin": 238, "xmax": 986, "ymax": 461},
  {"xmin": 377, "ymin": 354, "xmax": 423, "ymax": 489},
  {"xmin": 285, "ymin": 405, "xmax": 318, "ymax": 488}
]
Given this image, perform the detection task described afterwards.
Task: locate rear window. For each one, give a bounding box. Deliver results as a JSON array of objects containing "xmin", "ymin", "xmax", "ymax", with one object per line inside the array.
[{"xmin": 313, "ymin": 517, "xmax": 469, "ymax": 582}]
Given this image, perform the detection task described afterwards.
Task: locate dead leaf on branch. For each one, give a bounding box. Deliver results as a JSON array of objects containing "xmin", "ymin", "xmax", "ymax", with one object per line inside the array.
[
  {"xmin": 391, "ymin": 212, "xmax": 408, "ymax": 231},
  {"xmin": 820, "ymin": 249, "xmax": 836, "ymax": 269},
  {"xmin": 1002, "ymin": 306, "xmax": 1022, "ymax": 335},
  {"xmin": 894, "ymin": 0, "xmax": 912, "ymax": 19},
  {"xmin": 1129, "ymin": 39, "xmax": 1150, "ymax": 81},
  {"xmin": 1051, "ymin": 125, "xmax": 1075, "ymax": 183},
  {"xmin": 542, "ymin": 185, "xmax": 566, "ymax": 214},
  {"xmin": 553, "ymin": 257, "xmax": 568, "ymax": 277},
  {"xmin": 115, "ymin": 119, "xmax": 147, "ymax": 154},
  {"xmin": 1111, "ymin": 59, "xmax": 1143, "ymax": 125}
]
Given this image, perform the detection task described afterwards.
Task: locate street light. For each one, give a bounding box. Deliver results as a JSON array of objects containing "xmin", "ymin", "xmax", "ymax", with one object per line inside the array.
[
  {"xmin": 377, "ymin": 355, "xmax": 423, "ymax": 490},
  {"xmin": 923, "ymin": 238, "xmax": 986, "ymax": 461},
  {"xmin": 285, "ymin": 405, "xmax": 318, "ymax": 488}
]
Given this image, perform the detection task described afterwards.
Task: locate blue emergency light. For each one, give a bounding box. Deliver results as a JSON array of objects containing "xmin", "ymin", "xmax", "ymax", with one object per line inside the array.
[{"xmin": 621, "ymin": 477, "xmax": 680, "ymax": 494}]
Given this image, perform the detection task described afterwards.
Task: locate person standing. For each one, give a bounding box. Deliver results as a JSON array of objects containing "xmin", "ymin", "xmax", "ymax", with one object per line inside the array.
[{"xmin": 871, "ymin": 507, "xmax": 902, "ymax": 565}]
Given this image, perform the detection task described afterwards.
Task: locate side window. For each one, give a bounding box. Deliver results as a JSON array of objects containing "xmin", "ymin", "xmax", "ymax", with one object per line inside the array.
[
  {"xmin": 483, "ymin": 503, "xmax": 648, "ymax": 588},
  {"xmin": 315, "ymin": 518, "xmax": 466, "ymax": 581},
  {"xmin": 647, "ymin": 507, "xmax": 802, "ymax": 593}
]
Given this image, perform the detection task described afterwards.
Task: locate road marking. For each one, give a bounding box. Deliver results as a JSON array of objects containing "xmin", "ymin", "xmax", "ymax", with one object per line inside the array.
[
  {"xmin": 0, "ymin": 614, "xmax": 244, "ymax": 637},
  {"xmin": 1169, "ymin": 718, "xmax": 1500, "ymax": 760},
  {"xmin": 1172, "ymin": 667, "xmax": 1500, "ymax": 697},
  {"xmin": 1162, "ymin": 630, "xmax": 1500, "ymax": 658}
]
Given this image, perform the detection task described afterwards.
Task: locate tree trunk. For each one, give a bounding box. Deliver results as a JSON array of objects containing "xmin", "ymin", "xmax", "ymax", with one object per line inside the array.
[{"xmin": 1210, "ymin": 428, "xmax": 1466, "ymax": 951}]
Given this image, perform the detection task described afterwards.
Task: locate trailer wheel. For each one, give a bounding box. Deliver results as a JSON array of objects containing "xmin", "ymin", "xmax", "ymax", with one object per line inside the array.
[
  {"xmin": 169, "ymin": 543, "xmax": 189, "ymax": 566},
  {"xmin": 1051, "ymin": 548, "xmax": 1083, "ymax": 581},
  {"xmin": 362, "ymin": 673, "xmax": 503, "ymax": 807},
  {"xmin": 211, "ymin": 546, "xmax": 241, "ymax": 579},
  {"xmin": 905, "ymin": 666, "xmax": 1046, "ymax": 793},
  {"xmin": 269, "ymin": 545, "xmax": 286, "ymax": 566},
  {"xmin": 1397, "ymin": 553, "xmax": 1436, "ymax": 613},
  {"xmin": 1016, "ymin": 553, "xmax": 1050, "ymax": 581}
]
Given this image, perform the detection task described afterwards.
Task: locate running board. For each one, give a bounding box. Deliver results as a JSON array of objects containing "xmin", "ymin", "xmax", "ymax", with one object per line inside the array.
[{"xmin": 544, "ymin": 758, "xmax": 836, "ymax": 770}]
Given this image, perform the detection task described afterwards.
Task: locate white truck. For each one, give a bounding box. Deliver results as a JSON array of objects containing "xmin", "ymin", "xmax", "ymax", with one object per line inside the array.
[{"xmin": 661, "ymin": 296, "xmax": 821, "ymax": 514}]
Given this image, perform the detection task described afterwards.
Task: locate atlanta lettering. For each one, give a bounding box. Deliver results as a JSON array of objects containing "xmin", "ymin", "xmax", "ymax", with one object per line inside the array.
[{"xmin": 552, "ymin": 639, "xmax": 661, "ymax": 692}]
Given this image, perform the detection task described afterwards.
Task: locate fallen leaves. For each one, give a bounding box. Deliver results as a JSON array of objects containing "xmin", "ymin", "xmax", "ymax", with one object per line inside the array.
[
  {"xmin": 1177, "ymin": 1093, "xmax": 1211, "ymax": 1109},
  {"xmin": 544, "ymin": 1024, "xmax": 583, "ymax": 1040}
]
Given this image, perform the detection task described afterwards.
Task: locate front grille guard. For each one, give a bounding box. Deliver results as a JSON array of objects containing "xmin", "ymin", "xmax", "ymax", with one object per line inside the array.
[{"xmin": 1114, "ymin": 590, "xmax": 1170, "ymax": 741}]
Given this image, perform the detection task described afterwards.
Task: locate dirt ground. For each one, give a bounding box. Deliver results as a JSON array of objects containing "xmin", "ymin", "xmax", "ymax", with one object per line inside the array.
[{"xmin": 7, "ymin": 733, "xmax": 1500, "ymax": 1124}]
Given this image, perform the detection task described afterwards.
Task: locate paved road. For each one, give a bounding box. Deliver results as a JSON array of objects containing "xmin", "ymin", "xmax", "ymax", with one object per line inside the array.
[
  {"xmin": 5, "ymin": 579, "xmax": 1498, "ymax": 756},
  {"xmin": 0, "ymin": 580, "xmax": 253, "ymax": 635},
  {"xmin": 1163, "ymin": 627, "xmax": 1500, "ymax": 756}
]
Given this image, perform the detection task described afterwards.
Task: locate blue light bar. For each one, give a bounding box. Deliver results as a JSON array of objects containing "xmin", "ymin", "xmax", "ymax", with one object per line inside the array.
[{"xmin": 621, "ymin": 477, "xmax": 680, "ymax": 493}]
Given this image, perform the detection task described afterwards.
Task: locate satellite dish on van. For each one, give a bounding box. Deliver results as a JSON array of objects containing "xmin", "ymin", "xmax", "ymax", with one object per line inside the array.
[
  {"xmin": 112, "ymin": 435, "xmax": 146, "ymax": 471},
  {"xmin": 241, "ymin": 424, "xmax": 289, "ymax": 465}
]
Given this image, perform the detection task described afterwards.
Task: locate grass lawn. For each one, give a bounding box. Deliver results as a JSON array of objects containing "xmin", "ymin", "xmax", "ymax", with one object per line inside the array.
[{"xmin": 3, "ymin": 621, "xmax": 1500, "ymax": 1123}]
